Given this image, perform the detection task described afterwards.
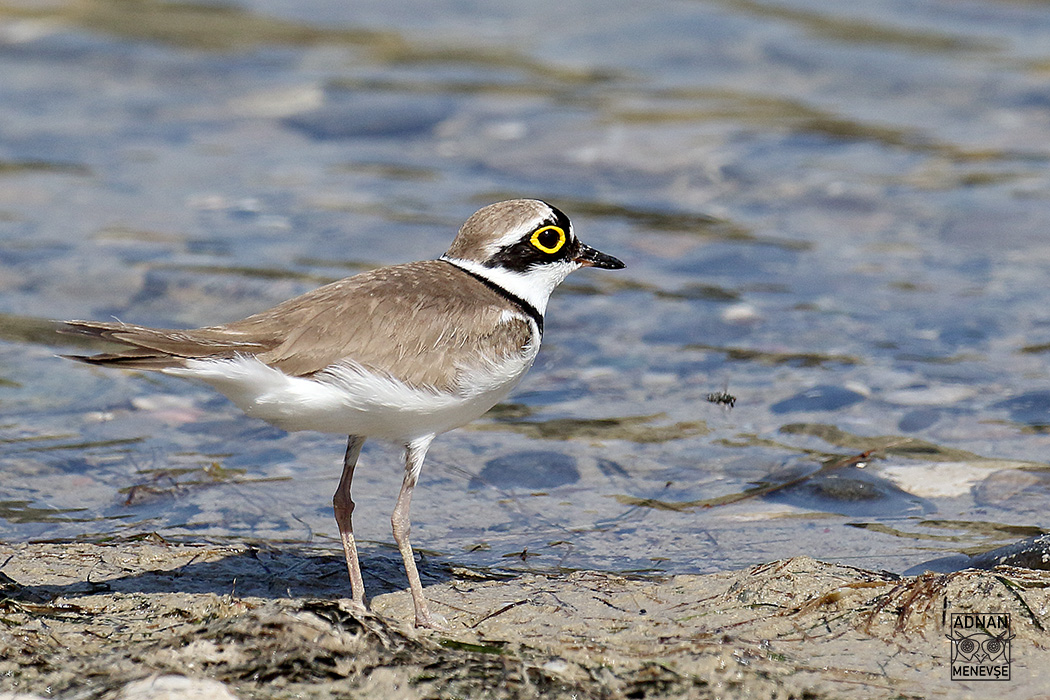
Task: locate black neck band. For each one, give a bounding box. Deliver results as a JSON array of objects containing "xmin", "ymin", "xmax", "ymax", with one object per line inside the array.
[{"xmin": 443, "ymin": 259, "xmax": 544, "ymax": 335}]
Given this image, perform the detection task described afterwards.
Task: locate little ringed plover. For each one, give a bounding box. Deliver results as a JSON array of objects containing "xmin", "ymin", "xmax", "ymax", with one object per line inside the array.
[{"xmin": 64, "ymin": 199, "xmax": 625, "ymax": 628}]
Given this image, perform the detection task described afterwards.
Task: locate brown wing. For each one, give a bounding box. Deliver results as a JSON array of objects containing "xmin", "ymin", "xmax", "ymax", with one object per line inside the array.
[{"xmin": 64, "ymin": 260, "xmax": 535, "ymax": 391}]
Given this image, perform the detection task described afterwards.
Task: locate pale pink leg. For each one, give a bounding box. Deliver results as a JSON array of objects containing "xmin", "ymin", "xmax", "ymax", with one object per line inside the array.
[
  {"xmin": 332, "ymin": 435, "xmax": 367, "ymax": 610},
  {"xmin": 392, "ymin": 435, "xmax": 442, "ymax": 628}
]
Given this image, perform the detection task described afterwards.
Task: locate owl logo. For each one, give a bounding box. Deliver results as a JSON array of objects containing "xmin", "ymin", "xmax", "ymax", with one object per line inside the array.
[
  {"xmin": 947, "ymin": 630, "xmax": 1013, "ymax": 664},
  {"xmin": 947, "ymin": 613, "xmax": 1013, "ymax": 681}
]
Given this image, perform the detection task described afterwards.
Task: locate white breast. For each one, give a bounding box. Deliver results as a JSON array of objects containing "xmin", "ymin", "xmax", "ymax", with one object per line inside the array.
[{"xmin": 163, "ymin": 343, "xmax": 539, "ymax": 442}]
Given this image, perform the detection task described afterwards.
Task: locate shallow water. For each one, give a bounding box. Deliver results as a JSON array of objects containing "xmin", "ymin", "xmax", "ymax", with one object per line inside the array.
[{"xmin": 3, "ymin": 0, "xmax": 1050, "ymax": 580}]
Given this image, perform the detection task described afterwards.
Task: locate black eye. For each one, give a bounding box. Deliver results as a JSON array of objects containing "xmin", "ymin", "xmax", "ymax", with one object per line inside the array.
[{"xmin": 530, "ymin": 225, "xmax": 566, "ymax": 254}]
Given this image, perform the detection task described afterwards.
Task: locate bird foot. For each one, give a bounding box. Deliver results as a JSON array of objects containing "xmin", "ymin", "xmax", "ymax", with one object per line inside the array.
[
  {"xmin": 414, "ymin": 610, "xmax": 450, "ymax": 631},
  {"xmin": 341, "ymin": 598, "xmax": 369, "ymax": 617}
]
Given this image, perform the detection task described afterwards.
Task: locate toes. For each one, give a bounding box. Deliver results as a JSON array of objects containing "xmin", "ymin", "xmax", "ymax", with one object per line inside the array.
[
  {"xmin": 414, "ymin": 611, "xmax": 450, "ymax": 631},
  {"xmin": 342, "ymin": 598, "xmax": 370, "ymax": 616}
]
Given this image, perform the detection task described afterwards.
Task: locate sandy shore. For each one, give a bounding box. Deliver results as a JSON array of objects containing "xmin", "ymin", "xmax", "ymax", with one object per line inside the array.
[{"xmin": 0, "ymin": 539, "xmax": 1047, "ymax": 699}]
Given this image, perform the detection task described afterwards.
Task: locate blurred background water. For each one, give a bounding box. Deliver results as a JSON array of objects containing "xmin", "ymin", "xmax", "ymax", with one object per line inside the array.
[{"xmin": 3, "ymin": 0, "xmax": 1050, "ymax": 579}]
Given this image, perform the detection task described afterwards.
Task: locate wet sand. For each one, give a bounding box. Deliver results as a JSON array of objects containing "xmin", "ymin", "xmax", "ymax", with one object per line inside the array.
[{"xmin": 1, "ymin": 539, "xmax": 1047, "ymax": 699}]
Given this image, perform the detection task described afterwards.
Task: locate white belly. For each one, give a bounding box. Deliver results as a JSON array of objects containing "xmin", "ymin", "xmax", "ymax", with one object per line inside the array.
[{"xmin": 163, "ymin": 350, "xmax": 537, "ymax": 442}]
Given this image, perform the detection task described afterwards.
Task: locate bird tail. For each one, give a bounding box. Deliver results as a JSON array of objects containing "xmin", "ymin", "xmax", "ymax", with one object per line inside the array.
[{"xmin": 60, "ymin": 320, "xmax": 265, "ymax": 370}]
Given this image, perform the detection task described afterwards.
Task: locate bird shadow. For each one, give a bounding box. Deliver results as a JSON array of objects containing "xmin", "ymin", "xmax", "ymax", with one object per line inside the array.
[{"xmin": 1, "ymin": 540, "xmax": 454, "ymax": 604}]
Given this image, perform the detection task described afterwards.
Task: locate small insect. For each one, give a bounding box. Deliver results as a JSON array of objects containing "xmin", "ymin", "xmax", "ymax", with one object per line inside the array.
[{"xmin": 707, "ymin": 390, "xmax": 737, "ymax": 408}]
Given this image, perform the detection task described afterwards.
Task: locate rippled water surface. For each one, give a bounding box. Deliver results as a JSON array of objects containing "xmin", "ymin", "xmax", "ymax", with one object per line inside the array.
[{"xmin": 3, "ymin": 0, "xmax": 1050, "ymax": 579}]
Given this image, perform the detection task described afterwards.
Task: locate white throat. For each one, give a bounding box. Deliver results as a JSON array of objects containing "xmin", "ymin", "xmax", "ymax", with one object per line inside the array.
[{"xmin": 441, "ymin": 255, "xmax": 579, "ymax": 316}]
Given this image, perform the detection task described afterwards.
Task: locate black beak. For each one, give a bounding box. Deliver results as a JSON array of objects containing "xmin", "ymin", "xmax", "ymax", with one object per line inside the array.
[{"xmin": 574, "ymin": 243, "xmax": 625, "ymax": 270}]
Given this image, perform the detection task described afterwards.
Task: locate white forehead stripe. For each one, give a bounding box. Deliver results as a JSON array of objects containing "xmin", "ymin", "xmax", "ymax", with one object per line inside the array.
[{"xmin": 485, "ymin": 205, "xmax": 571, "ymax": 255}]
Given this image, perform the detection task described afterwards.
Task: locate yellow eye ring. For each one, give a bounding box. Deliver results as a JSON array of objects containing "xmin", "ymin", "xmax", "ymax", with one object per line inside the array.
[{"xmin": 530, "ymin": 225, "xmax": 566, "ymax": 254}]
